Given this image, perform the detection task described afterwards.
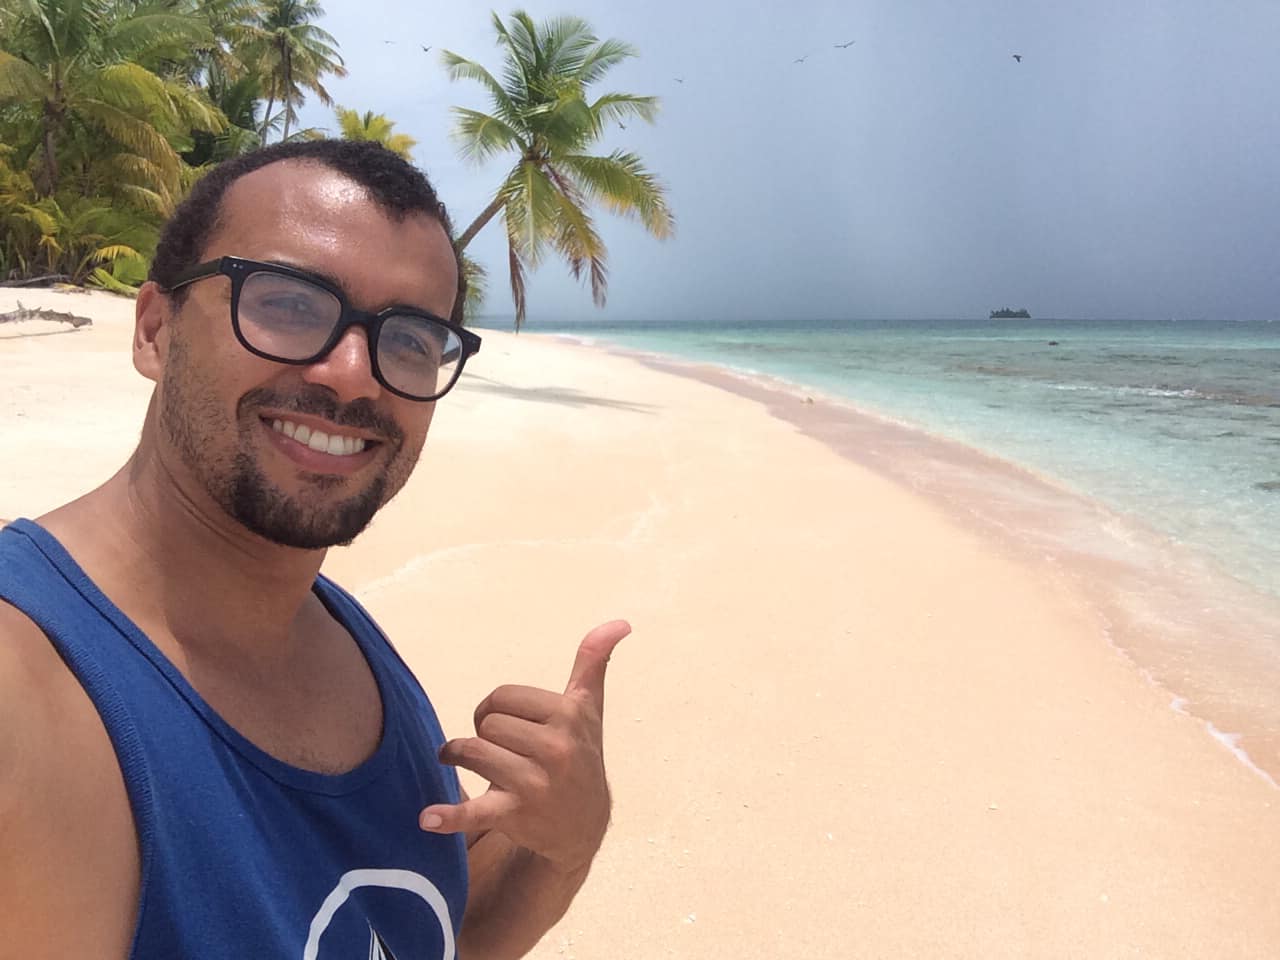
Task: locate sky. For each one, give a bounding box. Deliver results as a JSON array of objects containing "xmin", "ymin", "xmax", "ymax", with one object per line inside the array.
[{"xmin": 295, "ymin": 0, "xmax": 1280, "ymax": 323}]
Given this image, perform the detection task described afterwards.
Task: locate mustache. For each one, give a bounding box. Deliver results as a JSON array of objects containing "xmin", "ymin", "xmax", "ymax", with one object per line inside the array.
[{"xmin": 239, "ymin": 386, "xmax": 404, "ymax": 443}]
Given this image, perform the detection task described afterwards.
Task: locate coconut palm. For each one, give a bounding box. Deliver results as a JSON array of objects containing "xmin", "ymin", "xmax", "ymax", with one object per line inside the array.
[
  {"xmin": 442, "ymin": 10, "xmax": 674, "ymax": 330},
  {"xmin": 188, "ymin": 0, "xmax": 270, "ymax": 86},
  {"xmin": 185, "ymin": 73, "xmax": 270, "ymax": 167},
  {"xmin": 334, "ymin": 107, "xmax": 417, "ymax": 159},
  {"xmin": 0, "ymin": 0, "xmax": 224, "ymax": 198},
  {"xmin": 248, "ymin": 0, "xmax": 346, "ymax": 142}
]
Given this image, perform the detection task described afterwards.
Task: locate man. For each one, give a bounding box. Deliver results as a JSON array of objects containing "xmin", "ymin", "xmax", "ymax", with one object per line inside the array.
[{"xmin": 0, "ymin": 139, "xmax": 628, "ymax": 958}]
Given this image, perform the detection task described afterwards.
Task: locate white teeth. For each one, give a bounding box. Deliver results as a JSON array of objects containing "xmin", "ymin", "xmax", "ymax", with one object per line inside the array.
[{"xmin": 272, "ymin": 419, "xmax": 368, "ymax": 456}]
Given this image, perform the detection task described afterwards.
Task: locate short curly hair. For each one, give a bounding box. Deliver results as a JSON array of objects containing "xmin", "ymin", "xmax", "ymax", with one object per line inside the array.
[{"xmin": 149, "ymin": 139, "xmax": 466, "ymax": 325}]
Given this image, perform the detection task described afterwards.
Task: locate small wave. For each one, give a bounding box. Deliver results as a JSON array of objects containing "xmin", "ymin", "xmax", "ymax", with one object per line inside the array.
[
  {"xmin": 1204, "ymin": 724, "xmax": 1280, "ymax": 791},
  {"xmin": 1041, "ymin": 382, "xmax": 1279, "ymax": 406}
]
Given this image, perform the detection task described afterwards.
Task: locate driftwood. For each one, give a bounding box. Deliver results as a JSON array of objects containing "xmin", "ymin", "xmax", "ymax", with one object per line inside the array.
[
  {"xmin": 0, "ymin": 274, "xmax": 72, "ymax": 288},
  {"xmin": 0, "ymin": 300, "xmax": 93, "ymax": 329}
]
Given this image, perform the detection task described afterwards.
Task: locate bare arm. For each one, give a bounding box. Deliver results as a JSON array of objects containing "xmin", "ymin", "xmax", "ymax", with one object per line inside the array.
[{"xmin": 0, "ymin": 603, "xmax": 139, "ymax": 957}]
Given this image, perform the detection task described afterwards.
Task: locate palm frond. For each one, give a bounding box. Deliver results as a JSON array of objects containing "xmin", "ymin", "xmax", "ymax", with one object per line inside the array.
[
  {"xmin": 588, "ymin": 92, "xmax": 658, "ymax": 130},
  {"xmin": 78, "ymin": 98, "xmax": 181, "ymax": 184},
  {"xmin": 561, "ymin": 151, "xmax": 675, "ymax": 239},
  {"xmin": 576, "ymin": 37, "xmax": 638, "ymax": 86},
  {"xmin": 105, "ymin": 11, "xmax": 216, "ymax": 64},
  {"xmin": 449, "ymin": 106, "xmax": 522, "ymax": 163},
  {"xmin": 87, "ymin": 61, "xmax": 180, "ymax": 126},
  {"xmin": 546, "ymin": 176, "xmax": 608, "ymax": 306},
  {"xmin": 440, "ymin": 51, "xmax": 520, "ymax": 125},
  {"xmin": 460, "ymin": 252, "xmax": 488, "ymax": 322},
  {"xmin": 93, "ymin": 242, "xmax": 143, "ymax": 262},
  {"xmin": 502, "ymin": 159, "xmax": 560, "ymax": 266},
  {"xmin": 505, "ymin": 232, "xmax": 527, "ymax": 331},
  {"xmin": 0, "ymin": 51, "xmax": 47, "ymax": 101},
  {"xmin": 115, "ymin": 182, "xmax": 171, "ymax": 216},
  {"xmin": 537, "ymin": 15, "xmax": 597, "ymax": 78}
]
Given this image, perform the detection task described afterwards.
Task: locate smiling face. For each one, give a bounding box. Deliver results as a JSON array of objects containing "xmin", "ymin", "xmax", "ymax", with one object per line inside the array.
[{"xmin": 144, "ymin": 159, "xmax": 459, "ymax": 549}]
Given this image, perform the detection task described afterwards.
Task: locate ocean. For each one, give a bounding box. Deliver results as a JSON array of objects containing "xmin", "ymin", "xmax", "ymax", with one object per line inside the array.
[{"xmin": 475, "ymin": 314, "xmax": 1280, "ymax": 781}]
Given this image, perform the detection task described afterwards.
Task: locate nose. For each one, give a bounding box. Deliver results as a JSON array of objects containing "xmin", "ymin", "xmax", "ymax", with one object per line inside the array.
[{"xmin": 300, "ymin": 326, "xmax": 383, "ymax": 404}]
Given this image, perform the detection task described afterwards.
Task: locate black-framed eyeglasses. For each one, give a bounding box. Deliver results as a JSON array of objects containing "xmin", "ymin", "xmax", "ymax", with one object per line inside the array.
[{"xmin": 164, "ymin": 256, "xmax": 482, "ymax": 402}]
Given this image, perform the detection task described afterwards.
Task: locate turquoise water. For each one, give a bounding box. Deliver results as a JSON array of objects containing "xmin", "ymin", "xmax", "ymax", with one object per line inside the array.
[{"xmin": 482, "ymin": 316, "xmax": 1280, "ymax": 605}]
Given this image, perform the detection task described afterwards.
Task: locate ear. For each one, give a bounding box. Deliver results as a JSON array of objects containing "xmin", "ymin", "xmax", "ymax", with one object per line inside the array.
[{"xmin": 132, "ymin": 281, "xmax": 170, "ymax": 383}]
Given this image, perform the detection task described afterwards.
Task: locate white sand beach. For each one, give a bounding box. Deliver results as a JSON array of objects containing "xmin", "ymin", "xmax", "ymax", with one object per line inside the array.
[{"xmin": 3, "ymin": 288, "xmax": 1278, "ymax": 957}]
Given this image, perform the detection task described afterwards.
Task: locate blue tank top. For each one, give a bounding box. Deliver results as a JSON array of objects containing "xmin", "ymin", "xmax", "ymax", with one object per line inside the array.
[{"xmin": 0, "ymin": 519, "xmax": 468, "ymax": 959}]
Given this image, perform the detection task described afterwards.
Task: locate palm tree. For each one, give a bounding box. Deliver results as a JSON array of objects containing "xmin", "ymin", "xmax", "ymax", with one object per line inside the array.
[
  {"xmin": 0, "ymin": 0, "xmax": 224, "ymax": 198},
  {"xmin": 334, "ymin": 106, "xmax": 417, "ymax": 159},
  {"xmin": 186, "ymin": 73, "xmax": 270, "ymax": 166},
  {"xmin": 442, "ymin": 10, "xmax": 674, "ymax": 330},
  {"xmin": 248, "ymin": 0, "xmax": 346, "ymax": 142}
]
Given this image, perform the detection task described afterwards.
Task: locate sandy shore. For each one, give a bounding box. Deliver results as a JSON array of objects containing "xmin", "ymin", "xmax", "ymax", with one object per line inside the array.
[{"xmin": 3, "ymin": 288, "xmax": 1279, "ymax": 957}]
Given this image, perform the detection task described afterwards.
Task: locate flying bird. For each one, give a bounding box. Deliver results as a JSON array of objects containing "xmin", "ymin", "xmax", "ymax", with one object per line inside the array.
[
  {"xmin": 834, "ymin": 40, "xmax": 855, "ymax": 48},
  {"xmin": 674, "ymin": 77, "xmax": 684, "ymax": 83},
  {"xmin": 421, "ymin": 45, "xmax": 432, "ymax": 53},
  {"xmin": 793, "ymin": 54, "xmax": 810, "ymax": 64},
  {"xmin": 383, "ymin": 40, "xmax": 395, "ymax": 44},
  {"xmin": 1012, "ymin": 54, "xmax": 1022, "ymax": 62}
]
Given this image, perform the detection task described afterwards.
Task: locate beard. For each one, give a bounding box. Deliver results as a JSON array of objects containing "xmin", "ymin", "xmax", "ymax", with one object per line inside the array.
[{"xmin": 159, "ymin": 336, "xmax": 419, "ymax": 549}]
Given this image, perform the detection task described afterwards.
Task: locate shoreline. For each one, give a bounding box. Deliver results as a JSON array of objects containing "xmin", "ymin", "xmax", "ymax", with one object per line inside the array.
[
  {"xmin": 545, "ymin": 331, "xmax": 1280, "ymax": 790},
  {"xmin": 7, "ymin": 290, "xmax": 1280, "ymax": 955}
]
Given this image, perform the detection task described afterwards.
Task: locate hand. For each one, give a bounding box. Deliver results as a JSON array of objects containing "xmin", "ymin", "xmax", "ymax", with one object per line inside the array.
[{"xmin": 419, "ymin": 620, "xmax": 631, "ymax": 874}]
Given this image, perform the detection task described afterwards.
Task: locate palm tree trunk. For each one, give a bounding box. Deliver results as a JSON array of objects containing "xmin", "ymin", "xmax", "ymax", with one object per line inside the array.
[
  {"xmin": 455, "ymin": 193, "xmax": 507, "ymax": 251},
  {"xmin": 281, "ymin": 44, "xmax": 293, "ymax": 141},
  {"xmin": 261, "ymin": 92, "xmax": 276, "ymax": 142},
  {"xmin": 37, "ymin": 94, "xmax": 63, "ymax": 196}
]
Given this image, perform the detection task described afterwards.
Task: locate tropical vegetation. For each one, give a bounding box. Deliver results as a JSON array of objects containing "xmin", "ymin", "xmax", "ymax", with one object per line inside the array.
[
  {"xmin": 0, "ymin": 0, "xmax": 346, "ymax": 292},
  {"xmin": 443, "ymin": 10, "xmax": 674, "ymax": 330},
  {"xmin": 1, "ymin": 3, "xmax": 670, "ymax": 328}
]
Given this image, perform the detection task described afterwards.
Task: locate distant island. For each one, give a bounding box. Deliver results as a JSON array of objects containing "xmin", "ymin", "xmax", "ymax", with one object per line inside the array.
[{"xmin": 990, "ymin": 307, "xmax": 1031, "ymax": 319}]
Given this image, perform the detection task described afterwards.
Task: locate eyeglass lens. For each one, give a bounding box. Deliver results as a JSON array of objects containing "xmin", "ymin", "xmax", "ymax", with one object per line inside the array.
[{"xmin": 238, "ymin": 270, "xmax": 463, "ymax": 398}]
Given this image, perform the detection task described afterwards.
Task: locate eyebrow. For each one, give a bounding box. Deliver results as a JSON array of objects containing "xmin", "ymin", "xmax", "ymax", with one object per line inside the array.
[
  {"xmin": 261, "ymin": 257, "xmax": 346, "ymax": 293},
  {"xmin": 258, "ymin": 257, "xmax": 447, "ymax": 319}
]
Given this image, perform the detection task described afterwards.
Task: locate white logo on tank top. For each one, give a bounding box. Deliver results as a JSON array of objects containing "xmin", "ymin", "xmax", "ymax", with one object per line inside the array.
[{"xmin": 303, "ymin": 868, "xmax": 454, "ymax": 960}]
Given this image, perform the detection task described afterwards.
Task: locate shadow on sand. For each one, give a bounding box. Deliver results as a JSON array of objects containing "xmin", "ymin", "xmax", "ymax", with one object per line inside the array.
[
  {"xmin": 0, "ymin": 326, "xmax": 86, "ymax": 340},
  {"xmin": 458, "ymin": 375, "xmax": 659, "ymax": 414}
]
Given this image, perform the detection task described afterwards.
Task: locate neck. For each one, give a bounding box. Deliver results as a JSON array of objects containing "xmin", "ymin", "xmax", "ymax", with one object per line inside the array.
[{"xmin": 41, "ymin": 437, "xmax": 327, "ymax": 664}]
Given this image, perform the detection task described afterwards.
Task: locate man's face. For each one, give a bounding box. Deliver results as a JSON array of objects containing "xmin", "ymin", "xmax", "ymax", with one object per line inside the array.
[{"xmin": 151, "ymin": 161, "xmax": 459, "ymax": 549}]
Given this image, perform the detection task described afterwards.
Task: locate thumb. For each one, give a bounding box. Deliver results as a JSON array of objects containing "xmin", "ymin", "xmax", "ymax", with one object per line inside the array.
[{"xmin": 564, "ymin": 619, "xmax": 631, "ymax": 707}]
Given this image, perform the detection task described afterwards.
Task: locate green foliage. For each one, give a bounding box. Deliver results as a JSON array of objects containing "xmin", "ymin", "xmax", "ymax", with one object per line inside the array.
[
  {"xmin": 0, "ymin": 0, "xmax": 342, "ymax": 288},
  {"xmin": 9, "ymin": 193, "xmax": 156, "ymax": 285},
  {"xmin": 334, "ymin": 106, "xmax": 418, "ymax": 159},
  {"xmin": 0, "ymin": 0, "xmax": 225, "ymax": 198},
  {"xmin": 461, "ymin": 253, "xmax": 489, "ymax": 323},
  {"xmin": 245, "ymin": 0, "xmax": 346, "ymax": 142},
  {"xmin": 443, "ymin": 9, "xmax": 674, "ymax": 330},
  {"xmin": 89, "ymin": 243, "xmax": 150, "ymax": 292}
]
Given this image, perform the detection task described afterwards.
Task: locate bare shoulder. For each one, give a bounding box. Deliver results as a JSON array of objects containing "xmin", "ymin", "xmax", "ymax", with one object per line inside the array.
[
  {"xmin": 0, "ymin": 600, "xmax": 64, "ymax": 783},
  {"xmin": 0, "ymin": 599, "xmax": 139, "ymax": 954},
  {"xmin": 0, "ymin": 597, "xmax": 83, "ymax": 846}
]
